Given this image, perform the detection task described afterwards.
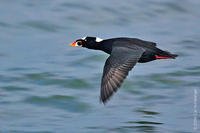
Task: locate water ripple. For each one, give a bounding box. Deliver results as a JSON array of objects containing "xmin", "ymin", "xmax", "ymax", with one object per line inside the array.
[
  {"xmin": 135, "ymin": 109, "xmax": 160, "ymax": 115},
  {"xmin": 125, "ymin": 120, "xmax": 163, "ymax": 125},
  {"xmin": 60, "ymin": 2, "xmax": 91, "ymax": 11},
  {"xmin": 1, "ymin": 86, "xmax": 30, "ymax": 91},
  {"xmin": 0, "ymin": 21, "xmax": 10, "ymax": 28},
  {"xmin": 21, "ymin": 21, "xmax": 64, "ymax": 32},
  {"xmin": 24, "ymin": 95, "xmax": 90, "ymax": 112}
]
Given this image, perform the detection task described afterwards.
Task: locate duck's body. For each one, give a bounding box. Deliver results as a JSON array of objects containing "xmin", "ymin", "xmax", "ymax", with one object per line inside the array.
[{"xmin": 69, "ymin": 37, "xmax": 178, "ymax": 103}]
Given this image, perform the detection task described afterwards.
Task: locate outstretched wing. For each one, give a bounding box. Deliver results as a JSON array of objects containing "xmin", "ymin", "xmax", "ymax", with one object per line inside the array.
[{"xmin": 100, "ymin": 47, "xmax": 145, "ymax": 103}]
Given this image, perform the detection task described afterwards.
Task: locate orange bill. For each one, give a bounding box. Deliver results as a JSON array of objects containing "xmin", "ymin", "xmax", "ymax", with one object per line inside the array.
[{"xmin": 69, "ymin": 41, "xmax": 77, "ymax": 47}]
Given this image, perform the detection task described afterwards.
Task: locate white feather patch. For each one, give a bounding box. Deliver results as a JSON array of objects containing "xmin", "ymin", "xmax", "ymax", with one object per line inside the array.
[
  {"xmin": 75, "ymin": 42, "xmax": 79, "ymax": 46},
  {"xmin": 81, "ymin": 37, "xmax": 87, "ymax": 40},
  {"xmin": 96, "ymin": 37, "xmax": 103, "ymax": 42}
]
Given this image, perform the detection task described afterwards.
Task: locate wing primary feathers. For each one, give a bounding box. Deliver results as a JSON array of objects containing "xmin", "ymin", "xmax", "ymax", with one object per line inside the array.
[{"xmin": 100, "ymin": 47, "xmax": 145, "ymax": 104}]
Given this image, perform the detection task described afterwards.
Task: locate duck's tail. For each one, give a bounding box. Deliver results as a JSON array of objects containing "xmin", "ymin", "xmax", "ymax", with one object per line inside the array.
[{"xmin": 155, "ymin": 49, "xmax": 178, "ymax": 59}]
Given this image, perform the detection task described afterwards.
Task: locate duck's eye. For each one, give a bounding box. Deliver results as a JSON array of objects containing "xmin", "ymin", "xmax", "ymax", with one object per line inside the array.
[{"xmin": 77, "ymin": 41, "xmax": 82, "ymax": 46}]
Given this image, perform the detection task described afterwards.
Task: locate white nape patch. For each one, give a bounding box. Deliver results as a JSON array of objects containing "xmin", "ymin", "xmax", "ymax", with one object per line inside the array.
[
  {"xmin": 81, "ymin": 36, "xmax": 87, "ymax": 40},
  {"xmin": 95, "ymin": 37, "xmax": 103, "ymax": 42}
]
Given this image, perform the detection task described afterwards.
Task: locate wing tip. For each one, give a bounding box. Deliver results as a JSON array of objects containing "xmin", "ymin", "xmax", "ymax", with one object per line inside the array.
[
  {"xmin": 100, "ymin": 96, "xmax": 108, "ymax": 104},
  {"xmin": 100, "ymin": 97, "xmax": 106, "ymax": 105},
  {"xmin": 100, "ymin": 95, "xmax": 112, "ymax": 105}
]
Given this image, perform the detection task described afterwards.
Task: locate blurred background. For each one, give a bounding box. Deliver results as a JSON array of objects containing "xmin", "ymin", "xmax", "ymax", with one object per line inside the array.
[{"xmin": 0, "ymin": 0, "xmax": 200, "ymax": 132}]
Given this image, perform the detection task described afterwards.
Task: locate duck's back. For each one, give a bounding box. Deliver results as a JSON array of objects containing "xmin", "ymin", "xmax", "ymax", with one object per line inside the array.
[{"xmin": 103, "ymin": 37, "xmax": 157, "ymax": 50}]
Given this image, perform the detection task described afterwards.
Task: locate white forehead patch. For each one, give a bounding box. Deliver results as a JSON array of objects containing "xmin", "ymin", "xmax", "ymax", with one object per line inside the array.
[
  {"xmin": 95, "ymin": 37, "xmax": 103, "ymax": 42},
  {"xmin": 81, "ymin": 37, "xmax": 87, "ymax": 40}
]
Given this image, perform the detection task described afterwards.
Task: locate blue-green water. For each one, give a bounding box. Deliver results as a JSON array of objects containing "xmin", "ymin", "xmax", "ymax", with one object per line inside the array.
[{"xmin": 0, "ymin": 0, "xmax": 200, "ymax": 133}]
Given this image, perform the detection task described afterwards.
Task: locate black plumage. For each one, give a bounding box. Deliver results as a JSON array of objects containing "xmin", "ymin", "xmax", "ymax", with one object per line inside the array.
[{"xmin": 69, "ymin": 37, "xmax": 178, "ymax": 104}]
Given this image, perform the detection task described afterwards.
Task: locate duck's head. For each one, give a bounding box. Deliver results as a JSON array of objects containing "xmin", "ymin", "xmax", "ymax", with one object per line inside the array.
[{"xmin": 69, "ymin": 36, "xmax": 103, "ymax": 49}]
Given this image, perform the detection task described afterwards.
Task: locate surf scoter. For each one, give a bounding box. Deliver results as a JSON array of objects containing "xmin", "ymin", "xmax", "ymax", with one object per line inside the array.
[{"xmin": 69, "ymin": 37, "xmax": 178, "ymax": 104}]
